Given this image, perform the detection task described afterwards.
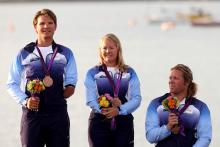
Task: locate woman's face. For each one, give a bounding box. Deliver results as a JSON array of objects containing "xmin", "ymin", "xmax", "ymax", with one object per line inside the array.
[
  {"xmin": 34, "ymin": 15, "xmax": 56, "ymax": 42},
  {"xmin": 100, "ymin": 38, "xmax": 119, "ymax": 67},
  {"xmin": 169, "ymin": 69, "xmax": 188, "ymax": 95}
]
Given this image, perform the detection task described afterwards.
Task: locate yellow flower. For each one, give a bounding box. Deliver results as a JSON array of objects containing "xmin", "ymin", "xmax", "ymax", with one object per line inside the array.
[
  {"xmin": 27, "ymin": 79, "xmax": 45, "ymax": 94},
  {"xmin": 98, "ymin": 95, "xmax": 111, "ymax": 108}
]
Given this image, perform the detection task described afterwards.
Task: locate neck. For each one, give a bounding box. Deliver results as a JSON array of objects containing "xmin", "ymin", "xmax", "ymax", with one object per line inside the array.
[
  {"xmin": 104, "ymin": 62, "xmax": 117, "ymax": 67},
  {"xmin": 37, "ymin": 38, "xmax": 53, "ymax": 47},
  {"xmin": 171, "ymin": 92, "xmax": 187, "ymax": 102}
]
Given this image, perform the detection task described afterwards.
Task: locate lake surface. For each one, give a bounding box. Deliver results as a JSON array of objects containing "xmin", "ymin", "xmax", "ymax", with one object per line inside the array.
[{"xmin": 0, "ymin": 1, "xmax": 220, "ymax": 146}]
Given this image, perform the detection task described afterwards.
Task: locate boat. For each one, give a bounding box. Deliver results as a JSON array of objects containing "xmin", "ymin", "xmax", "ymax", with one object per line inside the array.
[
  {"xmin": 186, "ymin": 9, "xmax": 220, "ymax": 27},
  {"xmin": 191, "ymin": 21, "xmax": 220, "ymax": 27}
]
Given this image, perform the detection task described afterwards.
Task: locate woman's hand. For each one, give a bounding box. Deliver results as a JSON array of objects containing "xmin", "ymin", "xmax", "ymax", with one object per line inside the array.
[
  {"xmin": 167, "ymin": 113, "xmax": 179, "ymax": 131},
  {"xmin": 102, "ymin": 107, "xmax": 119, "ymax": 119},
  {"xmin": 171, "ymin": 125, "xmax": 180, "ymax": 134},
  {"xmin": 111, "ymin": 97, "xmax": 121, "ymax": 107},
  {"xmin": 27, "ymin": 97, "xmax": 40, "ymax": 111}
]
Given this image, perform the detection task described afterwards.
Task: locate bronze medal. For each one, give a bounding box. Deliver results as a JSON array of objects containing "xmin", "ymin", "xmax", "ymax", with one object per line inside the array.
[
  {"xmin": 43, "ymin": 75, "xmax": 53, "ymax": 87},
  {"xmin": 36, "ymin": 44, "xmax": 58, "ymax": 88}
]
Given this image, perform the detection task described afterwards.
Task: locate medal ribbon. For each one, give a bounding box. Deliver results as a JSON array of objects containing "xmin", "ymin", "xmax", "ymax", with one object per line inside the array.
[
  {"xmin": 102, "ymin": 64, "xmax": 122, "ymax": 130},
  {"xmin": 179, "ymin": 97, "xmax": 193, "ymax": 115},
  {"xmin": 36, "ymin": 45, "xmax": 58, "ymax": 76},
  {"xmin": 171, "ymin": 97, "xmax": 193, "ymax": 136},
  {"xmin": 102, "ymin": 64, "xmax": 122, "ymax": 97}
]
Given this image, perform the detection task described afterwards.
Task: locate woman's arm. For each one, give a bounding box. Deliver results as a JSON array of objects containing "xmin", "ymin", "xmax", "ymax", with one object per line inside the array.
[
  {"xmin": 84, "ymin": 70, "xmax": 101, "ymax": 113},
  {"xmin": 118, "ymin": 69, "xmax": 141, "ymax": 115},
  {"xmin": 145, "ymin": 100, "xmax": 171, "ymax": 143},
  {"xmin": 193, "ymin": 103, "xmax": 212, "ymax": 147}
]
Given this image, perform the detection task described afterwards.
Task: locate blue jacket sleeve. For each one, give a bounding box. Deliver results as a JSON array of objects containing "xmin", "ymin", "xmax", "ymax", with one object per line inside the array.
[
  {"xmin": 119, "ymin": 70, "xmax": 141, "ymax": 115},
  {"xmin": 64, "ymin": 49, "xmax": 78, "ymax": 87},
  {"xmin": 6, "ymin": 52, "xmax": 28, "ymax": 106},
  {"xmin": 84, "ymin": 69, "xmax": 101, "ymax": 113},
  {"xmin": 193, "ymin": 103, "xmax": 212, "ymax": 147},
  {"xmin": 145, "ymin": 100, "xmax": 171, "ymax": 143}
]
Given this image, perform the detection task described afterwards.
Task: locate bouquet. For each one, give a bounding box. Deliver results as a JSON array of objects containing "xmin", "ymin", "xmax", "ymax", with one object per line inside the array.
[
  {"xmin": 162, "ymin": 96, "xmax": 179, "ymax": 112},
  {"xmin": 27, "ymin": 79, "xmax": 45, "ymax": 95},
  {"xmin": 162, "ymin": 96, "xmax": 185, "ymax": 135},
  {"xmin": 98, "ymin": 93, "xmax": 113, "ymax": 108},
  {"xmin": 98, "ymin": 93, "xmax": 116, "ymax": 130},
  {"xmin": 27, "ymin": 79, "xmax": 45, "ymax": 111}
]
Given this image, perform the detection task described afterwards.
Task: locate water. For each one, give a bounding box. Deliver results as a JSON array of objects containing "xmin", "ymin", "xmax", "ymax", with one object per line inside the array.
[{"xmin": 0, "ymin": 1, "xmax": 220, "ymax": 147}]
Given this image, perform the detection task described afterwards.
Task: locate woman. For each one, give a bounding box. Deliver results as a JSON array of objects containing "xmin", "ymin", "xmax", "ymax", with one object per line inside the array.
[
  {"xmin": 84, "ymin": 33, "xmax": 141, "ymax": 147},
  {"xmin": 7, "ymin": 9, "xmax": 77, "ymax": 147},
  {"xmin": 145, "ymin": 64, "xmax": 212, "ymax": 147}
]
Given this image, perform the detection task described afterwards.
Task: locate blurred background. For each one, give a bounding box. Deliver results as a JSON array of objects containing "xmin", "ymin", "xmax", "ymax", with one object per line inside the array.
[{"xmin": 0, "ymin": 0, "xmax": 220, "ymax": 146}]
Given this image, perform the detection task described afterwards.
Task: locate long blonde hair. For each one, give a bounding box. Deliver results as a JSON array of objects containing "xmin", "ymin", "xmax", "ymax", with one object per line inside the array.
[
  {"xmin": 98, "ymin": 33, "xmax": 128, "ymax": 72},
  {"xmin": 171, "ymin": 64, "xmax": 197, "ymax": 97}
]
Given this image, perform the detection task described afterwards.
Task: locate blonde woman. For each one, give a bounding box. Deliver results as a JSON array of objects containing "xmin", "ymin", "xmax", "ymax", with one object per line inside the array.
[
  {"xmin": 145, "ymin": 64, "xmax": 212, "ymax": 147},
  {"xmin": 84, "ymin": 33, "xmax": 141, "ymax": 147}
]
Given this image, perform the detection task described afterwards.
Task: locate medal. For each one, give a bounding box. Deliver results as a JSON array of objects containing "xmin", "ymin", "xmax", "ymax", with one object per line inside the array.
[
  {"xmin": 43, "ymin": 75, "xmax": 53, "ymax": 87},
  {"xmin": 36, "ymin": 42, "xmax": 58, "ymax": 88}
]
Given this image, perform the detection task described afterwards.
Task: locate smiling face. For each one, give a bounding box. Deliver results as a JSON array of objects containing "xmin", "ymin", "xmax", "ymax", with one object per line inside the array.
[
  {"xmin": 34, "ymin": 14, "xmax": 56, "ymax": 46},
  {"xmin": 100, "ymin": 38, "xmax": 119, "ymax": 67},
  {"xmin": 169, "ymin": 69, "xmax": 189, "ymax": 97}
]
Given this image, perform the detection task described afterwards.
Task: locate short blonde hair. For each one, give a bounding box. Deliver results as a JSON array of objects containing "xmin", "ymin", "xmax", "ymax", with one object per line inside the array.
[
  {"xmin": 33, "ymin": 8, "xmax": 57, "ymax": 27},
  {"xmin": 98, "ymin": 33, "xmax": 128, "ymax": 72}
]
